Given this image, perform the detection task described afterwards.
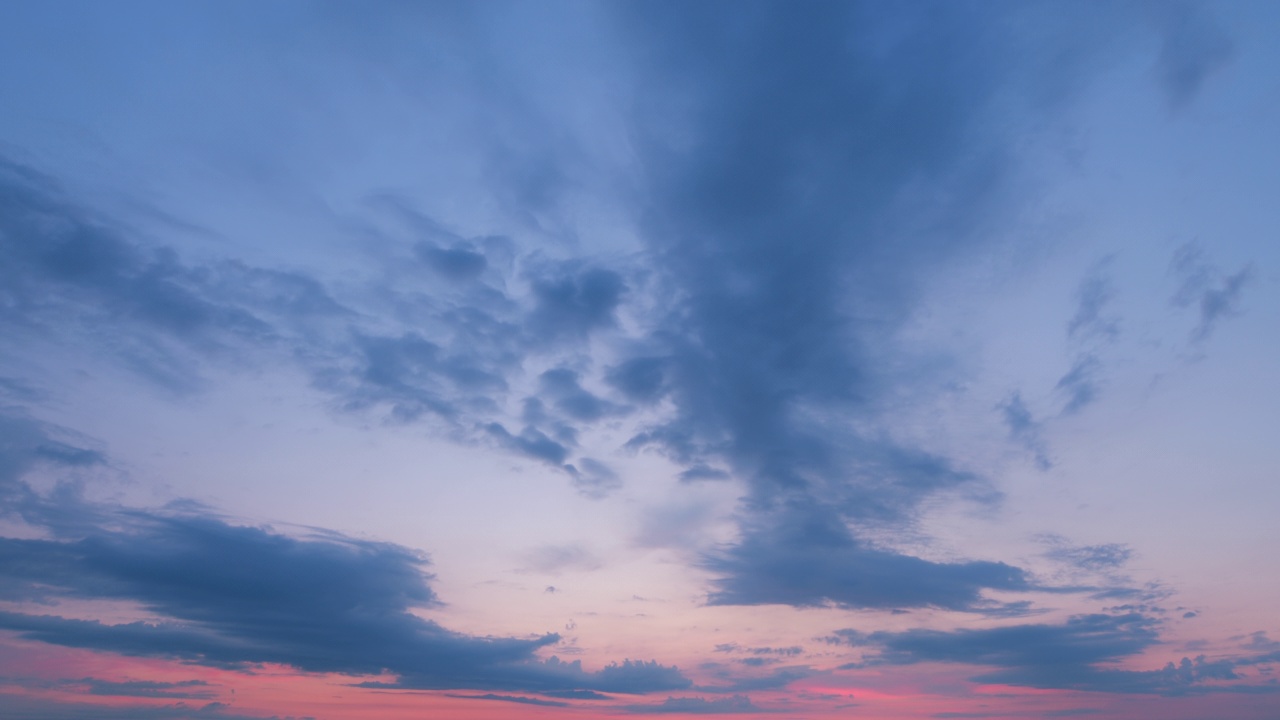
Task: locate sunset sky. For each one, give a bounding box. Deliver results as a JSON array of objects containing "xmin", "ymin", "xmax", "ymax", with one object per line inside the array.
[{"xmin": 1, "ymin": 2, "xmax": 1279, "ymax": 719}]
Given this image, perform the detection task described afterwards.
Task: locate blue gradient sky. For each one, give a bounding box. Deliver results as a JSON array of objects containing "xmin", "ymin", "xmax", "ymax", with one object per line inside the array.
[{"xmin": 1, "ymin": 2, "xmax": 1278, "ymax": 718}]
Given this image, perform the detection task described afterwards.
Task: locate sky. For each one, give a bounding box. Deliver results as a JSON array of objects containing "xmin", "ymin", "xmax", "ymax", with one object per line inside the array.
[{"xmin": 0, "ymin": 1, "xmax": 1278, "ymax": 718}]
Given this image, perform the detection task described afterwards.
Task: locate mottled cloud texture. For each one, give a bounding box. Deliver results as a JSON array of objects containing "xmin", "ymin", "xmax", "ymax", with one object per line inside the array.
[{"xmin": 0, "ymin": 1, "xmax": 1274, "ymax": 717}]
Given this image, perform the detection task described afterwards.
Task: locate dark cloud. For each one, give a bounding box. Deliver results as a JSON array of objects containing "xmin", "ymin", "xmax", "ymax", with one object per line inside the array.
[
  {"xmin": 525, "ymin": 263, "xmax": 626, "ymax": 344},
  {"xmin": 704, "ymin": 504, "xmax": 1029, "ymax": 611},
  {"xmin": 0, "ymin": 506, "xmax": 687, "ymax": 695},
  {"xmin": 605, "ymin": 357, "xmax": 669, "ymax": 404},
  {"xmin": 485, "ymin": 422, "xmax": 571, "ymax": 465},
  {"xmin": 599, "ymin": 0, "xmax": 1134, "ymax": 611},
  {"xmin": 542, "ymin": 688, "xmax": 613, "ymax": 700},
  {"xmin": 678, "ymin": 465, "xmax": 731, "ymax": 483},
  {"xmin": 834, "ymin": 612, "xmax": 1276, "ymax": 695},
  {"xmin": 337, "ymin": 332, "xmax": 508, "ymax": 422},
  {"xmin": 83, "ymin": 679, "xmax": 215, "ymax": 700},
  {"xmin": 538, "ymin": 368, "xmax": 625, "ymax": 422},
  {"xmin": 416, "ymin": 243, "xmax": 489, "ymax": 282}
]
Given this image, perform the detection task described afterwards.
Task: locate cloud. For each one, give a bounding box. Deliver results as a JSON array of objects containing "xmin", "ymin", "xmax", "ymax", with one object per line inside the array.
[
  {"xmin": 1067, "ymin": 260, "xmax": 1120, "ymax": 342},
  {"xmin": 0, "ymin": 159, "xmax": 303, "ymax": 390},
  {"xmin": 1151, "ymin": 1, "xmax": 1235, "ymax": 111},
  {"xmin": 598, "ymin": 0, "xmax": 1136, "ymax": 611},
  {"xmin": 622, "ymin": 694, "xmax": 762, "ymax": 714},
  {"xmin": 485, "ymin": 422, "xmax": 571, "ymax": 465},
  {"xmin": 538, "ymin": 368, "xmax": 625, "ymax": 423},
  {"xmin": 834, "ymin": 612, "xmax": 1277, "ymax": 695},
  {"xmin": 0, "ymin": 409, "xmax": 106, "ymax": 524},
  {"xmin": 1056, "ymin": 354, "xmax": 1102, "ymax": 415},
  {"xmin": 0, "ymin": 696, "xmax": 303, "ymax": 720},
  {"xmin": 698, "ymin": 665, "xmax": 814, "ymax": 693},
  {"xmin": 566, "ymin": 457, "xmax": 623, "ymax": 499},
  {"xmin": 525, "ymin": 263, "xmax": 626, "ymax": 345},
  {"xmin": 1170, "ymin": 243, "xmax": 1252, "ymax": 344},
  {"xmin": 82, "ymin": 679, "xmax": 215, "ymax": 700},
  {"xmin": 999, "ymin": 392, "xmax": 1051, "ymax": 470},
  {"xmin": 523, "ymin": 544, "xmax": 604, "ymax": 574},
  {"xmin": 605, "ymin": 357, "xmax": 669, "ymax": 404},
  {"xmin": 0, "ymin": 677, "xmax": 215, "ymax": 700},
  {"xmin": 444, "ymin": 693, "xmax": 569, "ymax": 708},
  {"xmin": 1042, "ymin": 536, "xmax": 1133, "ymax": 572},
  {"xmin": 416, "ymin": 243, "xmax": 489, "ymax": 282},
  {"xmin": 0, "ymin": 505, "xmax": 686, "ymax": 695},
  {"xmin": 704, "ymin": 503, "xmax": 1029, "ymax": 611}
]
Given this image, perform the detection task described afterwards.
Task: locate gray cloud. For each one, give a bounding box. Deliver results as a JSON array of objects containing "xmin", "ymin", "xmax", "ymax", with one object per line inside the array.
[
  {"xmin": 834, "ymin": 612, "xmax": 1276, "ymax": 695},
  {"xmin": 603, "ymin": 0, "xmax": 1138, "ymax": 610},
  {"xmin": 1068, "ymin": 259, "xmax": 1120, "ymax": 342},
  {"xmin": 1056, "ymin": 354, "xmax": 1102, "ymax": 415},
  {"xmin": 0, "ymin": 498, "xmax": 686, "ymax": 695},
  {"xmin": 1170, "ymin": 243, "xmax": 1253, "ymax": 344},
  {"xmin": 704, "ymin": 503, "xmax": 1029, "ymax": 611}
]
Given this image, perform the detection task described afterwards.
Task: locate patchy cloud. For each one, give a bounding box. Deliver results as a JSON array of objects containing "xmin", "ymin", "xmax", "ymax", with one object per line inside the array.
[
  {"xmin": 0, "ymin": 500, "xmax": 686, "ymax": 695},
  {"xmin": 1170, "ymin": 243, "xmax": 1253, "ymax": 344},
  {"xmin": 1067, "ymin": 259, "xmax": 1120, "ymax": 342},
  {"xmin": 833, "ymin": 612, "xmax": 1276, "ymax": 695},
  {"xmin": 999, "ymin": 392, "xmax": 1051, "ymax": 470},
  {"xmin": 622, "ymin": 694, "xmax": 762, "ymax": 714},
  {"xmin": 1056, "ymin": 354, "xmax": 1103, "ymax": 415},
  {"xmin": 704, "ymin": 503, "xmax": 1029, "ymax": 611},
  {"xmin": 0, "ymin": 696, "xmax": 303, "ymax": 720}
]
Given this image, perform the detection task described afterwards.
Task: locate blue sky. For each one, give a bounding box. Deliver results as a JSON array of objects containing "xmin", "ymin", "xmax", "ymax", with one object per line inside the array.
[{"xmin": 1, "ymin": 2, "xmax": 1279, "ymax": 718}]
